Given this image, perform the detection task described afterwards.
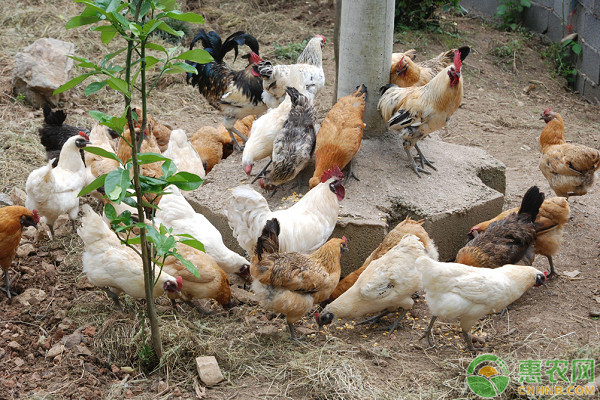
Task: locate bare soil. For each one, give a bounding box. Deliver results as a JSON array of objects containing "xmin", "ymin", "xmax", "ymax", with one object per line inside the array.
[{"xmin": 1, "ymin": 1, "xmax": 599, "ymax": 399}]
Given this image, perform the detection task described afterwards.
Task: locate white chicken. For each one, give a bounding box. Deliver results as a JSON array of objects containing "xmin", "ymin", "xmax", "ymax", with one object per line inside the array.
[
  {"xmin": 77, "ymin": 204, "xmax": 181, "ymax": 307},
  {"xmin": 154, "ymin": 185, "xmax": 250, "ymax": 277},
  {"xmin": 84, "ymin": 124, "xmax": 120, "ymax": 199},
  {"xmin": 316, "ymin": 235, "xmax": 433, "ymax": 334},
  {"xmin": 256, "ymin": 35, "xmax": 325, "ymax": 108},
  {"xmin": 26, "ymin": 132, "xmax": 91, "ymax": 238},
  {"xmin": 162, "ymin": 129, "xmax": 206, "ymax": 179},
  {"xmin": 241, "ymin": 66, "xmax": 309, "ymax": 176},
  {"xmin": 416, "ymin": 256, "xmax": 547, "ymax": 351},
  {"xmin": 226, "ymin": 166, "xmax": 345, "ymax": 256}
]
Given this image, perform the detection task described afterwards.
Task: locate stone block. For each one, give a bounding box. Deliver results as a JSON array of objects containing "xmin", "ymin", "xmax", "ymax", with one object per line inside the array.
[
  {"xmin": 195, "ymin": 356, "xmax": 224, "ymax": 386},
  {"xmin": 581, "ymin": 41, "xmax": 600, "ymax": 83},
  {"xmin": 460, "ymin": 0, "xmax": 500, "ymax": 16},
  {"xmin": 187, "ymin": 133, "xmax": 505, "ymax": 276},
  {"xmin": 546, "ymin": 12, "xmax": 565, "ymax": 42},
  {"xmin": 552, "ymin": 0, "xmax": 570, "ymax": 18},
  {"xmin": 584, "ymin": 77, "xmax": 600, "ymax": 103},
  {"xmin": 524, "ymin": 4, "xmax": 550, "ymax": 33},
  {"xmin": 582, "ymin": 11, "xmax": 600, "ymax": 52}
]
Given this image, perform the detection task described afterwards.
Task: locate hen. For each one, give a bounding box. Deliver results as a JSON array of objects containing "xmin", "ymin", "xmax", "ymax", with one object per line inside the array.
[
  {"xmin": 154, "ymin": 185, "xmax": 250, "ymax": 277},
  {"xmin": 85, "ymin": 124, "xmax": 120, "ymax": 192},
  {"xmin": 468, "ymin": 196, "xmax": 569, "ymax": 277},
  {"xmin": 77, "ymin": 205, "xmax": 181, "ymax": 307},
  {"xmin": 0, "ymin": 206, "xmax": 39, "ymax": 300},
  {"xmin": 309, "ymin": 84, "xmax": 367, "ymax": 189},
  {"xmin": 26, "ymin": 132, "xmax": 91, "ymax": 238},
  {"xmin": 131, "ymin": 107, "xmax": 172, "ymax": 152},
  {"xmin": 417, "ymin": 256, "xmax": 546, "ymax": 351},
  {"xmin": 226, "ymin": 166, "xmax": 345, "ymax": 255},
  {"xmin": 251, "ymin": 218, "xmax": 347, "ymax": 339},
  {"xmin": 455, "ymin": 186, "xmax": 545, "ymax": 269},
  {"xmin": 329, "ymin": 217, "xmax": 438, "ymax": 302},
  {"xmin": 162, "ymin": 242, "xmax": 232, "ymax": 311},
  {"xmin": 538, "ymin": 108, "xmax": 600, "ymax": 198},
  {"xmin": 316, "ymin": 234, "xmax": 428, "ymax": 334},
  {"xmin": 378, "ymin": 49, "xmax": 465, "ymax": 177},
  {"xmin": 38, "ymin": 105, "xmax": 91, "ymax": 167},
  {"xmin": 259, "ymin": 87, "xmax": 317, "ymax": 190},
  {"xmin": 162, "ymin": 129, "xmax": 206, "ymax": 178},
  {"xmin": 186, "ymin": 29, "xmax": 265, "ymax": 149},
  {"xmin": 256, "ymin": 35, "xmax": 325, "ymax": 108},
  {"xmin": 390, "ymin": 46, "xmax": 470, "ymax": 88}
]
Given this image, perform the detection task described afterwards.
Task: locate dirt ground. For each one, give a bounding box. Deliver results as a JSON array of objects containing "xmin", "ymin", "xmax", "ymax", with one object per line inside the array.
[{"xmin": 1, "ymin": 0, "xmax": 599, "ymax": 399}]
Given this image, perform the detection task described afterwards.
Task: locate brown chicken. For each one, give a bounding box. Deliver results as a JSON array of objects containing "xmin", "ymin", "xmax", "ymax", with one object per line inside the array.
[
  {"xmin": 309, "ymin": 84, "xmax": 367, "ymax": 189},
  {"xmin": 0, "ymin": 206, "xmax": 39, "ymax": 300},
  {"xmin": 162, "ymin": 243, "xmax": 232, "ymax": 311},
  {"xmin": 219, "ymin": 115, "xmax": 255, "ymax": 159},
  {"xmin": 131, "ymin": 107, "xmax": 172, "ymax": 152},
  {"xmin": 456, "ymin": 186, "xmax": 545, "ymax": 269},
  {"xmin": 390, "ymin": 46, "xmax": 470, "ymax": 88},
  {"xmin": 468, "ymin": 197, "xmax": 570, "ymax": 277},
  {"xmin": 328, "ymin": 217, "xmax": 438, "ymax": 303},
  {"xmin": 117, "ymin": 127, "xmax": 163, "ymax": 179},
  {"xmin": 539, "ymin": 108, "xmax": 600, "ymax": 198},
  {"xmin": 250, "ymin": 218, "xmax": 347, "ymax": 339}
]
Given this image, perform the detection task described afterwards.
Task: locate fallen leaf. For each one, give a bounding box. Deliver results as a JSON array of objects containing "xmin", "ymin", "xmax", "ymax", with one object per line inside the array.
[{"xmin": 563, "ymin": 270, "xmax": 581, "ymax": 278}]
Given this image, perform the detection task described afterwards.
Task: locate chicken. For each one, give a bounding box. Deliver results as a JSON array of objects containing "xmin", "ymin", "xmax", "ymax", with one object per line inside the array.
[
  {"xmin": 26, "ymin": 132, "xmax": 91, "ymax": 238},
  {"xmin": 538, "ymin": 108, "xmax": 600, "ymax": 198},
  {"xmin": 162, "ymin": 242, "xmax": 231, "ymax": 311},
  {"xmin": 186, "ymin": 29, "xmax": 266, "ymax": 149},
  {"xmin": 309, "ymin": 84, "xmax": 367, "ymax": 189},
  {"xmin": 329, "ymin": 217, "xmax": 438, "ymax": 302},
  {"xmin": 390, "ymin": 46, "xmax": 471, "ymax": 88},
  {"xmin": 77, "ymin": 204, "xmax": 181, "ymax": 307},
  {"xmin": 259, "ymin": 87, "xmax": 317, "ymax": 190},
  {"xmin": 226, "ymin": 166, "xmax": 345, "ymax": 256},
  {"xmin": 220, "ymin": 115, "xmax": 255, "ymax": 159},
  {"xmin": 131, "ymin": 107, "xmax": 172, "ymax": 152},
  {"xmin": 468, "ymin": 197, "xmax": 570, "ymax": 277},
  {"xmin": 251, "ymin": 218, "xmax": 347, "ymax": 339},
  {"xmin": 241, "ymin": 66, "xmax": 307, "ymax": 176},
  {"xmin": 0, "ymin": 206, "xmax": 39, "ymax": 300},
  {"xmin": 255, "ymin": 35, "xmax": 326, "ymax": 108},
  {"xmin": 316, "ymin": 234, "xmax": 429, "ymax": 334},
  {"xmin": 85, "ymin": 124, "xmax": 120, "ymax": 182},
  {"xmin": 162, "ymin": 129, "xmax": 206, "ymax": 178},
  {"xmin": 417, "ymin": 256, "xmax": 547, "ymax": 351},
  {"xmin": 378, "ymin": 49, "xmax": 465, "ymax": 177},
  {"xmin": 455, "ymin": 186, "xmax": 545, "ymax": 269},
  {"xmin": 154, "ymin": 185, "xmax": 250, "ymax": 277},
  {"xmin": 38, "ymin": 104, "xmax": 91, "ymax": 167}
]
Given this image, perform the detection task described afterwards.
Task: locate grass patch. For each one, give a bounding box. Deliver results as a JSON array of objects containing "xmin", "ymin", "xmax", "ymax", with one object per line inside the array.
[{"xmin": 273, "ymin": 39, "xmax": 309, "ymax": 61}]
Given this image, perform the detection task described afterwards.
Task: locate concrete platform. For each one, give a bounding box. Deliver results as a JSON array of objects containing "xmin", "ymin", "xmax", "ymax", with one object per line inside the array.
[{"xmin": 187, "ymin": 132, "xmax": 506, "ymax": 276}]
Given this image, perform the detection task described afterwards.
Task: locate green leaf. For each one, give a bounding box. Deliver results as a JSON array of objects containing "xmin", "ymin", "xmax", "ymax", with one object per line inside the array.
[
  {"xmin": 53, "ymin": 73, "xmax": 93, "ymax": 95},
  {"xmin": 66, "ymin": 15, "xmax": 101, "ymax": 29},
  {"xmin": 101, "ymin": 47, "xmax": 127, "ymax": 67},
  {"xmin": 104, "ymin": 168, "xmax": 131, "ymax": 201},
  {"xmin": 101, "ymin": 29, "xmax": 118, "ymax": 45},
  {"xmin": 520, "ymin": 0, "xmax": 531, "ymax": 7},
  {"xmin": 144, "ymin": 55, "xmax": 161, "ymax": 69},
  {"xmin": 495, "ymin": 4, "xmax": 507, "ymax": 16},
  {"xmin": 180, "ymin": 238, "xmax": 205, "ymax": 253},
  {"xmin": 84, "ymin": 81, "xmax": 108, "ymax": 96},
  {"xmin": 109, "ymin": 10, "xmax": 130, "ymax": 30},
  {"xmin": 174, "ymin": 49, "xmax": 214, "ymax": 63},
  {"xmin": 571, "ymin": 42, "xmax": 582, "ymax": 56},
  {"xmin": 167, "ymin": 171, "xmax": 203, "ymax": 191},
  {"xmin": 89, "ymin": 110, "xmax": 127, "ymax": 133},
  {"xmin": 174, "ymin": 253, "xmax": 201, "ymax": 279},
  {"xmin": 165, "ymin": 11, "xmax": 205, "ymax": 23},
  {"xmin": 165, "ymin": 62, "xmax": 198, "ymax": 74},
  {"xmin": 78, "ymin": 173, "xmax": 107, "ymax": 197},
  {"xmin": 146, "ymin": 42, "xmax": 167, "ymax": 54},
  {"xmin": 137, "ymin": 152, "xmax": 170, "ymax": 164},
  {"xmin": 129, "ymin": 22, "xmax": 142, "ymax": 37},
  {"xmin": 104, "ymin": 202, "xmax": 117, "ymax": 221},
  {"xmin": 157, "ymin": 0, "xmax": 177, "ymax": 12},
  {"xmin": 107, "ymin": 77, "xmax": 129, "ymax": 93},
  {"xmin": 156, "ymin": 21, "xmax": 183, "ymax": 38},
  {"xmin": 161, "ymin": 159, "xmax": 177, "ymax": 178},
  {"xmin": 142, "ymin": 20, "xmax": 165, "ymax": 36},
  {"xmin": 83, "ymin": 146, "xmax": 121, "ymax": 162},
  {"xmin": 126, "ymin": 236, "xmax": 142, "ymax": 245}
]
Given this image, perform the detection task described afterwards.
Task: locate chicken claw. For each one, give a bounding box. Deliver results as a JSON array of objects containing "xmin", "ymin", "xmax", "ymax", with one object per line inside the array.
[
  {"xmin": 414, "ymin": 143, "xmax": 437, "ymax": 171},
  {"xmin": 1, "ymin": 271, "xmax": 16, "ymax": 301},
  {"xmin": 421, "ymin": 315, "xmax": 437, "ymax": 347},
  {"xmin": 356, "ymin": 311, "xmax": 390, "ymax": 327},
  {"xmin": 229, "ymin": 127, "xmax": 248, "ymax": 152}
]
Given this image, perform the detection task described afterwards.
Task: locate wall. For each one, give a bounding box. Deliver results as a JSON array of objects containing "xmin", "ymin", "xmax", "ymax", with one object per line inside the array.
[{"xmin": 461, "ymin": 0, "xmax": 600, "ymax": 103}]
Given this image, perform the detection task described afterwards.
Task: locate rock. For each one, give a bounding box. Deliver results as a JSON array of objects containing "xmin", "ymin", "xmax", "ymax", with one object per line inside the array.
[
  {"xmin": 46, "ymin": 344, "xmax": 65, "ymax": 358},
  {"xmin": 82, "ymin": 326, "xmax": 96, "ymax": 337},
  {"xmin": 563, "ymin": 270, "xmax": 581, "ymax": 279},
  {"xmin": 52, "ymin": 250, "xmax": 67, "ymax": 264},
  {"xmin": 62, "ymin": 331, "xmax": 84, "ymax": 349},
  {"xmin": 16, "ymin": 243, "xmax": 36, "ymax": 258},
  {"xmin": 14, "ymin": 288, "xmax": 46, "ymax": 306},
  {"xmin": 589, "ymin": 311, "xmax": 600, "ymax": 318},
  {"xmin": 12, "ymin": 38, "xmax": 75, "ymax": 107},
  {"xmin": 120, "ymin": 366, "xmax": 135, "ymax": 374},
  {"xmin": 0, "ymin": 193, "xmax": 13, "ymax": 206},
  {"xmin": 188, "ymin": 134, "xmax": 505, "ymax": 274},
  {"xmin": 256, "ymin": 326, "xmax": 280, "ymax": 338},
  {"xmin": 10, "ymin": 188, "xmax": 26, "ymax": 206},
  {"xmin": 22, "ymin": 226, "xmax": 37, "ymax": 240},
  {"xmin": 195, "ymin": 356, "xmax": 224, "ymax": 386},
  {"xmin": 8, "ymin": 341, "xmax": 22, "ymax": 351},
  {"xmin": 230, "ymin": 286, "xmax": 258, "ymax": 305},
  {"xmin": 13, "ymin": 357, "xmax": 24, "ymax": 367},
  {"xmin": 74, "ymin": 345, "xmax": 92, "ymax": 356},
  {"xmin": 295, "ymin": 327, "xmax": 317, "ymax": 336},
  {"xmin": 157, "ymin": 380, "xmax": 168, "ymax": 393},
  {"xmin": 43, "ymin": 262, "xmax": 57, "ymax": 279},
  {"xmin": 58, "ymin": 317, "xmax": 74, "ymax": 331}
]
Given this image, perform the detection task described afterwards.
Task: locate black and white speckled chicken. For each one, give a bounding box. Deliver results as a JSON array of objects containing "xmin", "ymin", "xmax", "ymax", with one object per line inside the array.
[{"xmin": 259, "ymin": 87, "xmax": 317, "ymax": 191}]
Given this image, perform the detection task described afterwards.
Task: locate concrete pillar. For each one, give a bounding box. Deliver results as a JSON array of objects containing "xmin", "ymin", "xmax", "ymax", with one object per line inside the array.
[{"xmin": 336, "ymin": 0, "xmax": 395, "ymax": 137}]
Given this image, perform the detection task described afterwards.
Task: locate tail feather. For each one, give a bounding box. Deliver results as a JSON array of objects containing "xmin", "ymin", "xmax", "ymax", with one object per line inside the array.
[
  {"xmin": 458, "ymin": 46, "xmax": 471, "ymax": 61},
  {"xmin": 256, "ymin": 218, "xmax": 280, "ymax": 260},
  {"xmin": 379, "ymin": 83, "xmax": 395, "ymax": 96},
  {"xmin": 226, "ymin": 186, "xmax": 272, "ymax": 254},
  {"xmin": 42, "ymin": 104, "xmax": 67, "ymax": 126},
  {"xmin": 439, "ymin": 46, "xmax": 471, "ymax": 64},
  {"xmin": 518, "ymin": 186, "xmax": 545, "ymax": 222},
  {"xmin": 285, "ymin": 86, "xmax": 303, "ymax": 106},
  {"xmin": 354, "ymin": 84, "xmax": 368, "ymax": 99}
]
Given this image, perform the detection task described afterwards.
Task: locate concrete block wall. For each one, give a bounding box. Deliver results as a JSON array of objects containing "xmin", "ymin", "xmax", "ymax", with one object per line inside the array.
[{"xmin": 461, "ymin": 0, "xmax": 600, "ymax": 103}]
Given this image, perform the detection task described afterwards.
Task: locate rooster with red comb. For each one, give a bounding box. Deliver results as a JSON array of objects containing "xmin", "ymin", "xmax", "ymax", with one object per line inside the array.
[
  {"xmin": 378, "ymin": 48, "xmax": 465, "ymax": 177},
  {"xmin": 226, "ymin": 165, "xmax": 345, "ymax": 256}
]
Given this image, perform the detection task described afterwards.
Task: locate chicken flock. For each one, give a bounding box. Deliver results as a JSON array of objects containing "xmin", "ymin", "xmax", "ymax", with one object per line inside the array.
[{"xmin": 1, "ymin": 27, "xmax": 599, "ymax": 354}]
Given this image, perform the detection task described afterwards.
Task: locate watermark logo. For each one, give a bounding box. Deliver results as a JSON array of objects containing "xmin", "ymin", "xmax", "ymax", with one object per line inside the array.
[{"xmin": 466, "ymin": 354, "xmax": 510, "ymax": 398}]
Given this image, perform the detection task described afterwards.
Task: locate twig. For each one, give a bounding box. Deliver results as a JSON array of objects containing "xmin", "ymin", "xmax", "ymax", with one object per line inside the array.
[{"xmin": 0, "ymin": 320, "xmax": 48, "ymax": 335}]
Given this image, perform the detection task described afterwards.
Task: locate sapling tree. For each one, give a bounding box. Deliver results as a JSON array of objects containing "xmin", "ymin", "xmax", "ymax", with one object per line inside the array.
[{"xmin": 54, "ymin": 0, "xmax": 212, "ymax": 359}]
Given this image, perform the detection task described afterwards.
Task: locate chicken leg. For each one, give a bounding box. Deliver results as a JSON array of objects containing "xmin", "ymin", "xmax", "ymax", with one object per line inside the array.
[
  {"xmin": 404, "ymin": 147, "xmax": 431, "ymax": 178},
  {"xmin": 377, "ymin": 309, "xmax": 409, "ymax": 335},
  {"xmin": 413, "ymin": 143, "xmax": 437, "ymax": 171},
  {"xmin": 462, "ymin": 330, "xmax": 477, "ymax": 352},
  {"xmin": 343, "ymin": 160, "xmax": 360, "ymax": 184},
  {"xmin": 421, "ymin": 315, "xmax": 437, "ymax": 347},
  {"xmin": 287, "ymin": 321, "xmax": 300, "ymax": 341},
  {"xmin": 547, "ymin": 255, "xmax": 557, "ymax": 277},
  {"xmin": 356, "ymin": 310, "xmax": 390, "ymax": 327},
  {"xmin": 1, "ymin": 270, "xmax": 15, "ymax": 301},
  {"xmin": 228, "ymin": 127, "xmax": 248, "ymax": 152},
  {"xmin": 101, "ymin": 287, "xmax": 123, "ymax": 311},
  {"xmin": 48, "ymin": 225, "xmax": 55, "ymax": 240},
  {"xmin": 251, "ymin": 159, "xmax": 272, "ymax": 184}
]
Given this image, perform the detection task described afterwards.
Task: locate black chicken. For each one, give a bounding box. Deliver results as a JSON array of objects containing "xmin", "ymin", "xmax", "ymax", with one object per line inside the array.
[{"xmin": 185, "ymin": 29, "xmax": 266, "ymax": 150}]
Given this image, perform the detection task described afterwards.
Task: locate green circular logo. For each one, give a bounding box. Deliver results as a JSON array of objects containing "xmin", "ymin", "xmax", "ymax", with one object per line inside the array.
[{"xmin": 466, "ymin": 354, "xmax": 510, "ymax": 398}]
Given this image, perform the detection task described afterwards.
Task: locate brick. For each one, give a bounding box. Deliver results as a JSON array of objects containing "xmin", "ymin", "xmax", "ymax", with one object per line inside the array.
[
  {"xmin": 461, "ymin": 0, "xmax": 500, "ymax": 16},
  {"xmin": 584, "ymin": 77, "xmax": 600, "ymax": 103},
  {"xmin": 195, "ymin": 356, "xmax": 224, "ymax": 386},
  {"xmin": 524, "ymin": 4, "xmax": 550, "ymax": 33},
  {"xmin": 582, "ymin": 11, "xmax": 600, "ymax": 50},
  {"xmin": 581, "ymin": 41, "xmax": 600, "ymax": 83},
  {"xmin": 546, "ymin": 12, "xmax": 565, "ymax": 42}
]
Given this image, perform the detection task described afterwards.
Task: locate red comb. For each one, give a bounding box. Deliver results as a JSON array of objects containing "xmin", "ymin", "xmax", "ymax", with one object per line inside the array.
[
  {"xmin": 342, "ymin": 236, "xmax": 347, "ymax": 244},
  {"xmin": 176, "ymin": 276, "xmax": 183, "ymax": 290},
  {"xmin": 78, "ymin": 131, "xmax": 89, "ymax": 141},
  {"xmin": 320, "ymin": 165, "xmax": 343, "ymax": 183},
  {"xmin": 249, "ymin": 52, "xmax": 263, "ymax": 64},
  {"xmin": 316, "ymin": 34, "xmax": 326, "ymax": 44},
  {"xmin": 453, "ymin": 49, "xmax": 461, "ymax": 73},
  {"xmin": 543, "ymin": 107, "xmax": 551, "ymax": 114},
  {"xmin": 32, "ymin": 210, "xmax": 40, "ymax": 223}
]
